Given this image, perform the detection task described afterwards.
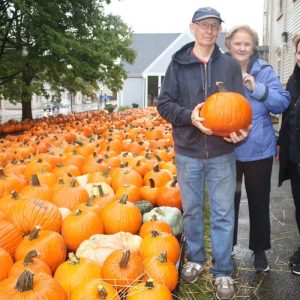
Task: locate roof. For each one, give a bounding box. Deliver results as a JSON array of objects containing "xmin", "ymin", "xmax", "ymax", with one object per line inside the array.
[
  {"xmin": 124, "ymin": 33, "xmax": 181, "ymax": 74},
  {"xmin": 124, "ymin": 32, "xmax": 227, "ymax": 75}
]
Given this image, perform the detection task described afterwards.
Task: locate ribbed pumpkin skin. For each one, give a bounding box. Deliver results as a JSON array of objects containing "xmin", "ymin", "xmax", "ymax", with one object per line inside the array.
[
  {"xmin": 54, "ymin": 254, "xmax": 102, "ymax": 296},
  {"xmin": 0, "ymin": 271, "xmax": 67, "ymax": 299},
  {"xmin": 102, "ymin": 249, "xmax": 144, "ymax": 291},
  {"xmin": 8, "ymin": 198, "xmax": 63, "ymax": 234},
  {"xmin": 14, "ymin": 229, "xmax": 67, "ymax": 273},
  {"xmin": 0, "ymin": 247, "xmax": 14, "ymax": 281},
  {"xmin": 200, "ymin": 91, "xmax": 252, "ymax": 137},
  {"xmin": 0, "ymin": 219, "xmax": 23, "ymax": 256}
]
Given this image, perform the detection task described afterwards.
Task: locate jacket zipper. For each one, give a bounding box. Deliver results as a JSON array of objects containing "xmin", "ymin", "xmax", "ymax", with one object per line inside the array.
[{"xmin": 203, "ymin": 63, "xmax": 209, "ymax": 159}]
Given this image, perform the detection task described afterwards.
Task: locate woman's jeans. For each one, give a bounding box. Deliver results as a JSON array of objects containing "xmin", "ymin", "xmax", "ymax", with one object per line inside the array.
[{"xmin": 176, "ymin": 152, "xmax": 236, "ymax": 277}]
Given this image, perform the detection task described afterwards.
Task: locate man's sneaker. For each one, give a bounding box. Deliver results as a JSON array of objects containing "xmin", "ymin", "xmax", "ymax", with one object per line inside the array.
[
  {"xmin": 215, "ymin": 276, "xmax": 235, "ymax": 300},
  {"xmin": 181, "ymin": 261, "xmax": 204, "ymax": 283},
  {"xmin": 289, "ymin": 247, "xmax": 300, "ymax": 266},
  {"xmin": 291, "ymin": 264, "xmax": 300, "ymax": 275},
  {"xmin": 253, "ymin": 250, "xmax": 269, "ymax": 272}
]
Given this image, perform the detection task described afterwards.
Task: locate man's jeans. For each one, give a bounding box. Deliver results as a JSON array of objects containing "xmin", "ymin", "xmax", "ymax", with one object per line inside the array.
[{"xmin": 176, "ymin": 152, "xmax": 236, "ymax": 277}]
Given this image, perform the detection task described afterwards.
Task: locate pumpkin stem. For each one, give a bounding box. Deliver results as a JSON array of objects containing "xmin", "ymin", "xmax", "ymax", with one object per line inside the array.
[
  {"xmin": 73, "ymin": 209, "xmax": 82, "ymax": 216},
  {"xmin": 28, "ymin": 226, "xmax": 41, "ymax": 241},
  {"xmin": 97, "ymin": 285, "xmax": 108, "ymax": 299},
  {"xmin": 151, "ymin": 214, "xmax": 158, "ymax": 222},
  {"xmin": 149, "ymin": 178, "xmax": 155, "ymax": 188},
  {"xmin": 150, "ymin": 230, "xmax": 160, "ymax": 237},
  {"xmin": 0, "ymin": 168, "xmax": 7, "ymax": 178},
  {"xmin": 119, "ymin": 249, "xmax": 131, "ymax": 268},
  {"xmin": 11, "ymin": 190, "xmax": 19, "ymax": 199},
  {"xmin": 170, "ymin": 176, "xmax": 177, "ymax": 187},
  {"xmin": 153, "ymin": 164, "xmax": 160, "ymax": 172},
  {"xmin": 102, "ymin": 167, "xmax": 111, "ymax": 177},
  {"xmin": 23, "ymin": 250, "xmax": 39, "ymax": 266},
  {"xmin": 216, "ymin": 81, "xmax": 227, "ymax": 92},
  {"xmin": 68, "ymin": 252, "xmax": 81, "ymax": 265},
  {"xmin": 15, "ymin": 270, "xmax": 34, "ymax": 292},
  {"xmin": 119, "ymin": 194, "xmax": 128, "ymax": 204},
  {"xmin": 70, "ymin": 177, "xmax": 77, "ymax": 187},
  {"xmin": 158, "ymin": 251, "xmax": 168, "ymax": 263},
  {"xmin": 31, "ymin": 174, "xmax": 41, "ymax": 186},
  {"xmin": 144, "ymin": 279, "xmax": 155, "ymax": 289},
  {"xmin": 98, "ymin": 184, "xmax": 105, "ymax": 197},
  {"xmin": 86, "ymin": 195, "xmax": 96, "ymax": 206}
]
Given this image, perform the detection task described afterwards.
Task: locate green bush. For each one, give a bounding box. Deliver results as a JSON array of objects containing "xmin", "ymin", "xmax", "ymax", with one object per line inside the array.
[
  {"xmin": 104, "ymin": 104, "xmax": 115, "ymax": 113},
  {"xmin": 117, "ymin": 106, "xmax": 130, "ymax": 112},
  {"xmin": 132, "ymin": 103, "xmax": 139, "ymax": 108}
]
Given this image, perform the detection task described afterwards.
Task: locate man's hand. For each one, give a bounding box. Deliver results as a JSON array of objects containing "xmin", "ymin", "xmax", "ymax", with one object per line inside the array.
[
  {"xmin": 224, "ymin": 125, "xmax": 252, "ymax": 143},
  {"xmin": 191, "ymin": 103, "xmax": 213, "ymax": 135}
]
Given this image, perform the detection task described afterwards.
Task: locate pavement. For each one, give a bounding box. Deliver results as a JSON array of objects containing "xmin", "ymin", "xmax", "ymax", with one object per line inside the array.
[{"xmin": 233, "ymin": 160, "xmax": 300, "ymax": 299}]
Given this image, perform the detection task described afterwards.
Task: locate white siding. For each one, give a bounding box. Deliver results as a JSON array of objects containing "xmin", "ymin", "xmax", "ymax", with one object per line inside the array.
[
  {"xmin": 121, "ymin": 77, "xmax": 144, "ymax": 108},
  {"xmin": 264, "ymin": 0, "xmax": 300, "ymax": 84}
]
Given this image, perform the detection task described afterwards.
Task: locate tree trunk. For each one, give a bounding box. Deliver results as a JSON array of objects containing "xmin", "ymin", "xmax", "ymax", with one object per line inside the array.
[{"xmin": 22, "ymin": 99, "xmax": 33, "ymax": 120}]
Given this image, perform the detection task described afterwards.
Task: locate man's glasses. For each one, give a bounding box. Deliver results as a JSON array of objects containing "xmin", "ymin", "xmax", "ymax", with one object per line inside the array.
[{"xmin": 194, "ymin": 22, "xmax": 220, "ymax": 31}]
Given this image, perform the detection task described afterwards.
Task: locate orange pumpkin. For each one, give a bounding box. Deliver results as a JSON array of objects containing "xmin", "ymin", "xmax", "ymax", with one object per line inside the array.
[
  {"xmin": 139, "ymin": 230, "xmax": 180, "ymax": 264},
  {"xmin": 0, "ymin": 270, "xmax": 67, "ymax": 299},
  {"xmin": 70, "ymin": 278, "xmax": 119, "ymax": 300},
  {"xmin": 101, "ymin": 194, "xmax": 142, "ymax": 234},
  {"xmin": 61, "ymin": 209, "xmax": 103, "ymax": 252},
  {"xmin": 200, "ymin": 82, "xmax": 252, "ymax": 137},
  {"xmin": 9, "ymin": 249, "xmax": 52, "ymax": 277},
  {"xmin": 143, "ymin": 251, "xmax": 178, "ymax": 291},
  {"xmin": 126, "ymin": 279, "xmax": 172, "ymax": 300},
  {"xmin": 54, "ymin": 252, "xmax": 102, "ymax": 296},
  {"xmin": 102, "ymin": 249, "xmax": 144, "ymax": 291},
  {"xmin": 15, "ymin": 227, "xmax": 67, "ymax": 273}
]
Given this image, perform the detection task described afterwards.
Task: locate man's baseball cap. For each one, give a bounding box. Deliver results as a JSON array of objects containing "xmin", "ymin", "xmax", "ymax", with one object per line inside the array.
[{"xmin": 192, "ymin": 7, "xmax": 224, "ymax": 23}]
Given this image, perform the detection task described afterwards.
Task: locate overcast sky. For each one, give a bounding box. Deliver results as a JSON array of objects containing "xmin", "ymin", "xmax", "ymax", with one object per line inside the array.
[{"xmin": 105, "ymin": 0, "xmax": 265, "ymax": 43}]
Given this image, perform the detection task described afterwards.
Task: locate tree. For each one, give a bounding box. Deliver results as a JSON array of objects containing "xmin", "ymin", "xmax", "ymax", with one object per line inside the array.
[{"xmin": 0, "ymin": 0, "xmax": 136, "ymax": 120}]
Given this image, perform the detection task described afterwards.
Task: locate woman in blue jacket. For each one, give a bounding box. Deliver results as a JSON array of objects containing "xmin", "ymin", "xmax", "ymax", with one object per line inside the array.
[{"xmin": 225, "ymin": 25, "xmax": 290, "ymax": 272}]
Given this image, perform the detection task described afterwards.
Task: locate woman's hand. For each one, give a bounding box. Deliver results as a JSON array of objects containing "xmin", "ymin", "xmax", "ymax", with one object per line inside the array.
[
  {"xmin": 223, "ymin": 125, "xmax": 252, "ymax": 144},
  {"xmin": 191, "ymin": 103, "xmax": 213, "ymax": 135},
  {"xmin": 243, "ymin": 72, "xmax": 256, "ymax": 92}
]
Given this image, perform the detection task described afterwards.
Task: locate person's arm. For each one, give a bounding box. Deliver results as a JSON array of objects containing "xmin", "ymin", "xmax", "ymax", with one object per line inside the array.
[
  {"xmin": 247, "ymin": 66, "xmax": 290, "ymax": 114},
  {"xmin": 156, "ymin": 63, "xmax": 193, "ymax": 126}
]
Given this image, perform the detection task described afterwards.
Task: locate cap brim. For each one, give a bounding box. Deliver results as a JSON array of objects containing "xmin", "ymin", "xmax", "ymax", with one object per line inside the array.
[{"xmin": 193, "ymin": 15, "xmax": 224, "ymax": 23}]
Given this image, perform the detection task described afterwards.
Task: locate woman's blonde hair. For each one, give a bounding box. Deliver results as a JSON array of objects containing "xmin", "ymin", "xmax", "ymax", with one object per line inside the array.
[
  {"xmin": 224, "ymin": 25, "xmax": 259, "ymax": 50},
  {"xmin": 293, "ymin": 34, "xmax": 300, "ymax": 51}
]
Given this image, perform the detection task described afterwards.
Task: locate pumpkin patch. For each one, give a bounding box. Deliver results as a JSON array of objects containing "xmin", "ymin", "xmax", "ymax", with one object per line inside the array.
[{"xmin": 0, "ymin": 107, "xmax": 188, "ymax": 296}]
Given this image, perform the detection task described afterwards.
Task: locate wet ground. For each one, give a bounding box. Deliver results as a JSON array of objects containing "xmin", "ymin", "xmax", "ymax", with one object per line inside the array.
[{"xmin": 233, "ymin": 160, "xmax": 300, "ymax": 299}]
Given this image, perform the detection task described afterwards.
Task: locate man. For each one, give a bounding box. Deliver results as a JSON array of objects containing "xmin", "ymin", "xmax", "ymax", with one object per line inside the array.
[{"xmin": 157, "ymin": 7, "xmax": 248, "ymax": 300}]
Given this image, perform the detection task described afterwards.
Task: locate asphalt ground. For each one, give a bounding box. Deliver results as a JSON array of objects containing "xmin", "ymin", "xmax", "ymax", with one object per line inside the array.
[{"xmin": 232, "ymin": 160, "xmax": 300, "ymax": 299}]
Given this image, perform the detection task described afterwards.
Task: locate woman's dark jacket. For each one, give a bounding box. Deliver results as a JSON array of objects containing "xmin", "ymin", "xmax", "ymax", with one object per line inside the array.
[
  {"xmin": 156, "ymin": 42, "xmax": 244, "ymax": 159},
  {"xmin": 278, "ymin": 64, "xmax": 300, "ymax": 186}
]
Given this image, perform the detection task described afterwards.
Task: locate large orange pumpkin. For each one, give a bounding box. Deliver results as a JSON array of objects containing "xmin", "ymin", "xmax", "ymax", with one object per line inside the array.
[{"xmin": 200, "ymin": 82, "xmax": 252, "ymax": 137}]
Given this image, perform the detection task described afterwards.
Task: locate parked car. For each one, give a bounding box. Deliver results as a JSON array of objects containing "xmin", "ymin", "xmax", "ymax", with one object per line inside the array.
[{"xmin": 44, "ymin": 102, "xmax": 60, "ymax": 112}]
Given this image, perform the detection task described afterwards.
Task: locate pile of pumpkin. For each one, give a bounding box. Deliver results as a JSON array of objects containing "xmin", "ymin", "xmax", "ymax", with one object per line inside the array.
[{"xmin": 0, "ymin": 108, "xmax": 185, "ymax": 299}]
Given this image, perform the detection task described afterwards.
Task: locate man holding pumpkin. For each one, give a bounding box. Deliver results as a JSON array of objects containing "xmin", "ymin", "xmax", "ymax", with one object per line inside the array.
[{"xmin": 157, "ymin": 7, "xmax": 249, "ymax": 300}]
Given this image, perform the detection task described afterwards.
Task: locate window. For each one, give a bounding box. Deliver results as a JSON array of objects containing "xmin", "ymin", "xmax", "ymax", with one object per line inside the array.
[{"xmin": 277, "ymin": 0, "xmax": 283, "ymax": 19}]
